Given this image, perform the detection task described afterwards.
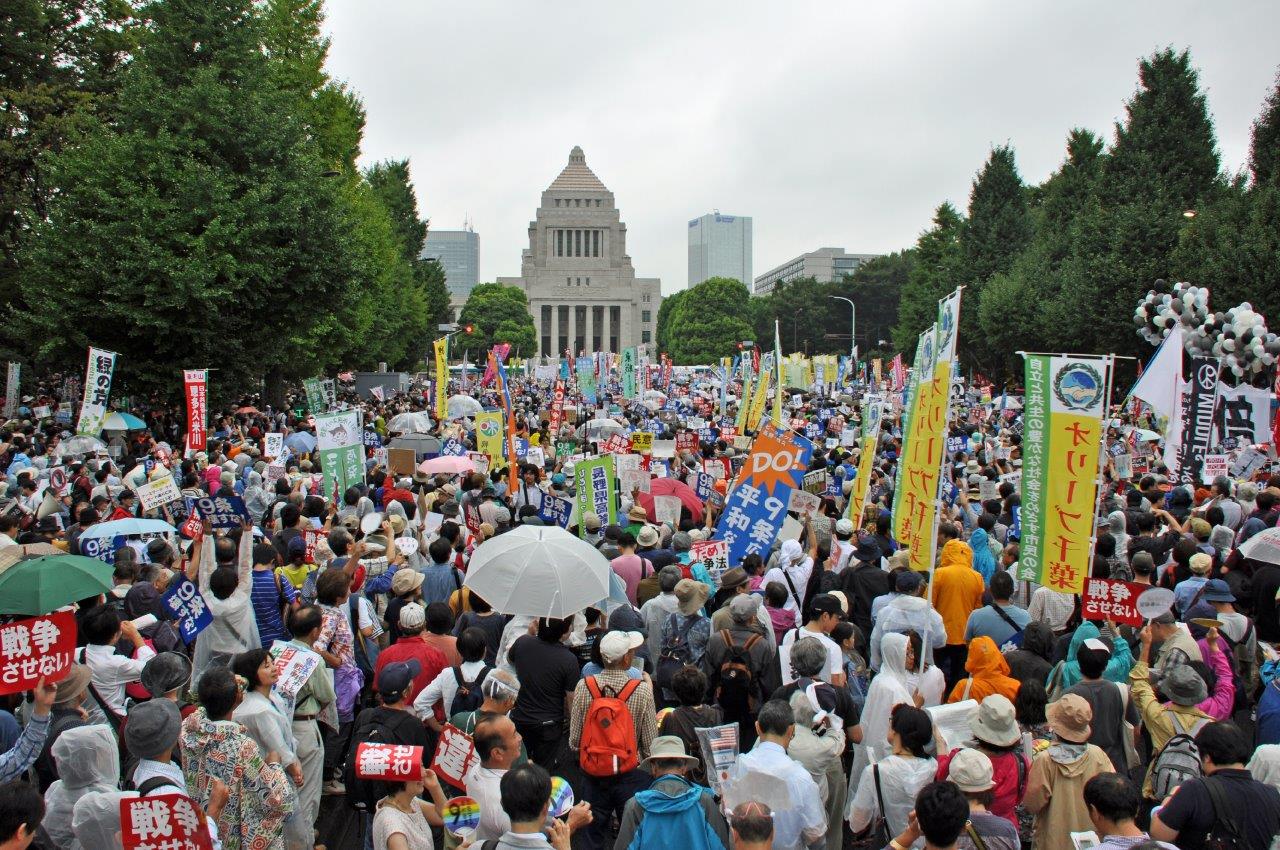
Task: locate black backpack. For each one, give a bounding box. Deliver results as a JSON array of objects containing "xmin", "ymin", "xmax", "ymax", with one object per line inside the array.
[
  {"xmin": 1201, "ymin": 775, "xmax": 1248, "ymax": 850},
  {"xmin": 656, "ymin": 612, "xmax": 700, "ymax": 693},
  {"xmin": 714, "ymin": 630, "xmax": 762, "ymax": 714},
  {"xmin": 343, "ymin": 707, "xmax": 423, "ymax": 811},
  {"xmin": 448, "ymin": 665, "xmax": 492, "ymax": 716}
]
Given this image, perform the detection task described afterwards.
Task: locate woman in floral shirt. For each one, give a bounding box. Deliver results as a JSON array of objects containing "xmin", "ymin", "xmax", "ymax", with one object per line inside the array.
[{"xmin": 180, "ymin": 666, "xmax": 292, "ymax": 850}]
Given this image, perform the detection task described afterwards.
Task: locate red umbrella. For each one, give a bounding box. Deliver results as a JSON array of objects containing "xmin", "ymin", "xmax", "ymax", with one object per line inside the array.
[
  {"xmin": 236, "ymin": 406, "xmax": 260, "ymax": 414},
  {"xmin": 634, "ymin": 476, "xmax": 704, "ymax": 524}
]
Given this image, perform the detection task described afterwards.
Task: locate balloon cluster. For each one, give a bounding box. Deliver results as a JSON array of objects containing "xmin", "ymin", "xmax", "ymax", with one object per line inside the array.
[{"xmin": 1133, "ymin": 280, "xmax": 1279, "ymax": 380}]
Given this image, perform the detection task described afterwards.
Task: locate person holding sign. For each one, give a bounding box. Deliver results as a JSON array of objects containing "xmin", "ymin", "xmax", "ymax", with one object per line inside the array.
[{"xmin": 371, "ymin": 756, "xmax": 450, "ymax": 850}]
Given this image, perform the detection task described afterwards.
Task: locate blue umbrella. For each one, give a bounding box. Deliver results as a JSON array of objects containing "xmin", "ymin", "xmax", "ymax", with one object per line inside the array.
[
  {"xmin": 101, "ymin": 411, "xmax": 147, "ymax": 431},
  {"xmin": 283, "ymin": 431, "xmax": 317, "ymax": 454},
  {"xmin": 79, "ymin": 518, "xmax": 176, "ymax": 540}
]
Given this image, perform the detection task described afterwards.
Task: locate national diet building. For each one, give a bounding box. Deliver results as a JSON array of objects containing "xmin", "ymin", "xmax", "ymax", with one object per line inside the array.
[{"xmin": 499, "ymin": 147, "xmax": 662, "ymax": 357}]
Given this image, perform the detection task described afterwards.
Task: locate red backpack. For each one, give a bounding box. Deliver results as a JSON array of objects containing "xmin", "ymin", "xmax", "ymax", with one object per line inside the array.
[{"xmin": 579, "ymin": 676, "xmax": 641, "ymax": 777}]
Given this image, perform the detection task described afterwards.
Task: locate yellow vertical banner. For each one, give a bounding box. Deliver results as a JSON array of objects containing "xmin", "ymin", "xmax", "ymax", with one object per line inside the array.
[
  {"xmin": 434, "ymin": 337, "xmax": 449, "ymax": 419},
  {"xmin": 848, "ymin": 401, "xmax": 883, "ymax": 523},
  {"xmin": 1017, "ymin": 355, "xmax": 1110, "ymax": 595},
  {"xmin": 736, "ymin": 371, "xmax": 753, "ymax": 432},
  {"xmin": 475, "ymin": 411, "xmax": 504, "ymax": 468},
  {"xmin": 749, "ymin": 358, "xmax": 772, "ymax": 429},
  {"xmin": 896, "ymin": 288, "xmax": 963, "ymax": 573}
]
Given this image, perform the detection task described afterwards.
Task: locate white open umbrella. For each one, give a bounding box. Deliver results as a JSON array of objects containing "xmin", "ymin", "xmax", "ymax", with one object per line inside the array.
[
  {"xmin": 1240, "ymin": 527, "xmax": 1280, "ymax": 566},
  {"xmin": 463, "ymin": 525, "xmax": 611, "ymax": 619},
  {"xmin": 387, "ymin": 411, "xmax": 433, "ymax": 434},
  {"xmin": 447, "ymin": 394, "xmax": 484, "ymax": 420}
]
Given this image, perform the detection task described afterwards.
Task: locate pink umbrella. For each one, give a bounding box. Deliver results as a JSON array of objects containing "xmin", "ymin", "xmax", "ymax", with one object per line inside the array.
[
  {"xmin": 418, "ymin": 455, "xmax": 476, "ymax": 475},
  {"xmin": 635, "ymin": 476, "xmax": 704, "ymax": 524}
]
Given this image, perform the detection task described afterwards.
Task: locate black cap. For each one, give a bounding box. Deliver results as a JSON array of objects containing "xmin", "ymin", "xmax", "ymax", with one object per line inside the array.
[
  {"xmin": 376, "ymin": 660, "xmax": 421, "ymax": 702},
  {"xmin": 807, "ymin": 593, "xmax": 843, "ymax": 619}
]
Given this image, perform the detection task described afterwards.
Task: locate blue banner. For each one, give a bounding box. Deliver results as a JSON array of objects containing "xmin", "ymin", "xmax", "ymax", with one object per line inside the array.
[
  {"xmin": 162, "ymin": 577, "xmax": 213, "ymax": 643},
  {"xmin": 193, "ymin": 495, "xmax": 249, "ymax": 530},
  {"xmin": 80, "ymin": 534, "xmax": 125, "ymax": 563},
  {"xmin": 440, "ymin": 438, "xmax": 467, "ymax": 457},
  {"xmin": 539, "ymin": 495, "xmax": 573, "ymax": 528},
  {"xmin": 714, "ymin": 422, "xmax": 814, "ymax": 567}
]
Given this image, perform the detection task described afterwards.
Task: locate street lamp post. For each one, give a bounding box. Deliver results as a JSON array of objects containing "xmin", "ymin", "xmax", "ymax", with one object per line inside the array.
[{"xmin": 829, "ymin": 296, "xmax": 857, "ymax": 362}]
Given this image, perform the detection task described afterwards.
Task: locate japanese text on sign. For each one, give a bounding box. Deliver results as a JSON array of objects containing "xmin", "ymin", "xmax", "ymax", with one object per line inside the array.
[
  {"xmin": 193, "ymin": 496, "xmax": 249, "ymax": 530},
  {"xmin": 0, "ymin": 611, "xmax": 75, "ymax": 695},
  {"xmin": 162, "ymin": 577, "xmax": 213, "ymax": 643},
  {"xmin": 714, "ymin": 422, "xmax": 813, "ymax": 568},
  {"xmin": 355, "ymin": 741, "xmax": 424, "ymax": 781},
  {"xmin": 120, "ymin": 793, "xmax": 214, "ymax": 850},
  {"xmin": 1081, "ymin": 578, "xmax": 1147, "ymax": 627},
  {"xmin": 430, "ymin": 724, "xmax": 478, "ymax": 787}
]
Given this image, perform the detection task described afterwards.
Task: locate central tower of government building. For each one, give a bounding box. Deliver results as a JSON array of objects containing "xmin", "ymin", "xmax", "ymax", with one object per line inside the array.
[{"xmin": 499, "ymin": 147, "xmax": 662, "ymax": 358}]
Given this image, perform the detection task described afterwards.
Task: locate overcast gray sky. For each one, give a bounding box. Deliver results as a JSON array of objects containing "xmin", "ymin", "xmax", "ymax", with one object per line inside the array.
[{"xmin": 323, "ymin": 1, "xmax": 1280, "ymax": 295}]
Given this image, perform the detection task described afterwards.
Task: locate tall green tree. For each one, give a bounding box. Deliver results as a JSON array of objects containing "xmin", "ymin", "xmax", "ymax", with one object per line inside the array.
[
  {"xmin": 19, "ymin": 0, "xmax": 365, "ymax": 394},
  {"xmin": 0, "ymin": 0, "xmax": 141, "ymax": 353},
  {"xmin": 893, "ymin": 203, "xmax": 965, "ymax": 352},
  {"xmin": 665, "ymin": 277, "xmax": 754, "ymax": 364},
  {"xmin": 655, "ymin": 288, "xmax": 687, "ymax": 354},
  {"xmin": 956, "ymin": 145, "xmax": 1033, "ymax": 370},
  {"xmin": 456, "ymin": 284, "xmax": 537, "ymax": 355}
]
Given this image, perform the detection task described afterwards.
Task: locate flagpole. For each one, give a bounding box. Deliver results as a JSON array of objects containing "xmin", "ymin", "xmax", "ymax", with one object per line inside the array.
[{"xmin": 1084, "ymin": 355, "xmax": 1119, "ymax": 587}]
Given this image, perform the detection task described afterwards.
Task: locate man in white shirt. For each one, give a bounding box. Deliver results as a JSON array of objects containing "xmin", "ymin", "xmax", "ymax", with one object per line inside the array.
[
  {"xmin": 464, "ymin": 714, "xmax": 524, "ymax": 840},
  {"xmin": 726, "ymin": 699, "xmax": 826, "ymax": 850},
  {"xmin": 77, "ymin": 605, "xmax": 156, "ymax": 721},
  {"xmin": 778, "ymin": 594, "xmax": 846, "ymax": 687}
]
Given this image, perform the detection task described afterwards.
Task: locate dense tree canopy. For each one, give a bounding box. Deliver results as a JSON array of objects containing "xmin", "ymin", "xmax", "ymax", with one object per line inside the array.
[
  {"xmin": 456, "ymin": 283, "xmax": 538, "ymax": 356},
  {"xmin": 662, "ymin": 277, "xmax": 754, "ymax": 365}
]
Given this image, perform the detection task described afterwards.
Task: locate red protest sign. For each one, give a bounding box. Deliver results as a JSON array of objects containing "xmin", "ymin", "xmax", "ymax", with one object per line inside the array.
[
  {"xmin": 1081, "ymin": 578, "xmax": 1147, "ymax": 627},
  {"xmin": 354, "ymin": 742, "xmax": 424, "ymax": 782},
  {"xmin": 0, "ymin": 611, "xmax": 76, "ymax": 695},
  {"xmin": 181, "ymin": 512, "xmax": 203, "ymax": 541},
  {"xmin": 430, "ymin": 723, "xmax": 479, "ymax": 787},
  {"xmin": 120, "ymin": 793, "xmax": 214, "ymax": 850},
  {"xmin": 463, "ymin": 503, "xmax": 481, "ymax": 536},
  {"xmin": 675, "ymin": 432, "xmax": 699, "ymax": 453},
  {"xmin": 602, "ymin": 433, "xmax": 629, "ymax": 455},
  {"xmin": 720, "ymin": 426, "xmax": 738, "ymax": 439}
]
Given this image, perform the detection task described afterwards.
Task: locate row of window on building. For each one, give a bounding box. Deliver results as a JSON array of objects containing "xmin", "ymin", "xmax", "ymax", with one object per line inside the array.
[
  {"xmin": 554, "ymin": 229, "xmax": 602, "ymax": 258},
  {"xmin": 554, "ymin": 198, "xmax": 603, "ymax": 207}
]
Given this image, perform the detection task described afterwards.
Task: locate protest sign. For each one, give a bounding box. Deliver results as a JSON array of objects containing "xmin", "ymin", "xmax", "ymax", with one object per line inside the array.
[
  {"xmin": 0, "ymin": 611, "xmax": 75, "ymax": 695},
  {"xmin": 442, "ymin": 797, "xmax": 482, "ymax": 837},
  {"xmin": 162, "ymin": 577, "xmax": 213, "ymax": 643},
  {"xmin": 120, "ymin": 793, "xmax": 215, "ymax": 850},
  {"xmin": 137, "ymin": 474, "xmax": 181, "ymax": 512},
  {"xmin": 1202, "ymin": 454, "xmax": 1229, "ymax": 484},
  {"xmin": 651, "ymin": 439, "xmax": 676, "ymax": 459},
  {"xmin": 76, "ymin": 347, "xmax": 117, "ymax": 437},
  {"xmin": 355, "ymin": 742, "xmax": 424, "ymax": 785},
  {"xmin": 539, "ymin": 495, "xmax": 574, "ymax": 529},
  {"xmin": 801, "ymin": 469, "xmax": 828, "ymax": 495},
  {"xmin": 675, "ymin": 432, "xmax": 699, "ymax": 453},
  {"xmin": 434, "ymin": 337, "xmax": 449, "ymax": 419},
  {"xmin": 1081, "ymin": 578, "xmax": 1147, "ymax": 627},
  {"xmin": 601, "ymin": 433, "xmax": 629, "ymax": 455},
  {"xmin": 1135, "ymin": 587, "xmax": 1175, "ymax": 620},
  {"xmin": 715, "ymin": 421, "xmax": 813, "ymax": 567},
  {"xmin": 691, "ymin": 471, "xmax": 714, "ymax": 502},
  {"xmin": 303, "ymin": 377, "xmax": 326, "ymax": 413},
  {"xmin": 316, "ymin": 409, "xmax": 364, "ymax": 498},
  {"xmin": 690, "ymin": 539, "xmax": 729, "ymax": 585},
  {"xmin": 979, "ymin": 479, "xmax": 999, "ymax": 501},
  {"xmin": 575, "ymin": 455, "xmax": 617, "ymax": 534},
  {"xmin": 703, "ymin": 457, "xmax": 731, "ymax": 480},
  {"xmin": 1213, "ymin": 381, "xmax": 1273, "ymax": 446},
  {"xmin": 264, "ymin": 432, "xmax": 284, "ymax": 459},
  {"xmin": 1174, "ymin": 357, "xmax": 1220, "ymax": 485},
  {"xmin": 788, "ymin": 489, "xmax": 821, "ymax": 519},
  {"xmin": 269, "ymin": 640, "xmax": 322, "ymax": 714},
  {"xmin": 265, "ymin": 463, "xmax": 287, "ymax": 485},
  {"xmin": 526, "ymin": 446, "xmax": 546, "ymax": 469},
  {"xmin": 630, "ymin": 431, "xmax": 654, "ymax": 454},
  {"xmin": 440, "ymin": 437, "xmax": 467, "ymax": 457},
  {"xmin": 1017, "ymin": 355, "xmax": 1109, "ymax": 595},
  {"xmin": 463, "ymin": 502, "xmax": 481, "ymax": 535},
  {"xmin": 193, "ymin": 495, "xmax": 249, "ymax": 530},
  {"xmin": 732, "ymin": 435, "xmax": 752, "ymax": 451},
  {"xmin": 183, "ymin": 369, "xmax": 208, "ymax": 453},
  {"xmin": 467, "ymin": 452, "xmax": 490, "ymax": 475},
  {"xmin": 2, "ymin": 362, "xmax": 17, "ymax": 419},
  {"xmin": 614, "ymin": 453, "xmax": 641, "ymax": 472},
  {"xmin": 431, "ymin": 724, "xmax": 479, "ymax": 787},
  {"xmin": 619, "ymin": 470, "xmax": 650, "ymax": 494},
  {"xmin": 474, "ymin": 412, "xmax": 503, "ymax": 465},
  {"xmin": 653, "ymin": 495, "xmax": 682, "ymax": 527}
]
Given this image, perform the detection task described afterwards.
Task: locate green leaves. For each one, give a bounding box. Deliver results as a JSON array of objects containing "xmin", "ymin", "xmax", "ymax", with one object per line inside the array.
[
  {"xmin": 457, "ymin": 284, "xmax": 537, "ymax": 356},
  {"xmin": 665, "ymin": 277, "xmax": 753, "ymax": 365}
]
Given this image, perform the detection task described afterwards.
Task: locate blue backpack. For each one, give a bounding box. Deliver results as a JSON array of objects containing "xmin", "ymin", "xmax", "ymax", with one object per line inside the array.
[{"xmin": 625, "ymin": 775, "xmax": 726, "ymax": 850}]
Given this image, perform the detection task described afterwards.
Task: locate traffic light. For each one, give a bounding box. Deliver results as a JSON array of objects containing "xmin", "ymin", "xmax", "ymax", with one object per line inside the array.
[{"xmin": 464, "ymin": 325, "xmax": 474, "ymax": 334}]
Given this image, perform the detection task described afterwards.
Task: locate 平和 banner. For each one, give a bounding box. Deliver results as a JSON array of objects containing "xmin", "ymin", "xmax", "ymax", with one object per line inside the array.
[
  {"xmin": 1018, "ymin": 354, "xmax": 1110, "ymax": 595},
  {"xmin": 715, "ymin": 421, "xmax": 813, "ymax": 569}
]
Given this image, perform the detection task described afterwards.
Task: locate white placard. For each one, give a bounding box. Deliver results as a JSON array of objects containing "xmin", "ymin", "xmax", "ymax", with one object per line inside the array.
[
  {"xmin": 787, "ymin": 489, "xmax": 821, "ymax": 519},
  {"xmin": 264, "ymin": 432, "xmax": 284, "ymax": 459},
  {"xmin": 653, "ymin": 495, "xmax": 682, "ymax": 528},
  {"xmin": 651, "ymin": 440, "xmax": 676, "ymax": 459},
  {"xmin": 1135, "ymin": 587, "xmax": 1175, "ymax": 620},
  {"xmin": 136, "ymin": 474, "xmax": 181, "ymax": 512}
]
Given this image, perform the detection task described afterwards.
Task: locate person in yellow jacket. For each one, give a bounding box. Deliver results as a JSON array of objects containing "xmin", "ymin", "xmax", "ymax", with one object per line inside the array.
[{"xmin": 931, "ymin": 528, "xmax": 984, "ymax": 690}]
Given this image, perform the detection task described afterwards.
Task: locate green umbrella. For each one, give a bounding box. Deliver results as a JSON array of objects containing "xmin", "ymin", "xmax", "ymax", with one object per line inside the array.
[{"xmin": 0, "ymin": 554, "xmax": 114, "ymax": 616}]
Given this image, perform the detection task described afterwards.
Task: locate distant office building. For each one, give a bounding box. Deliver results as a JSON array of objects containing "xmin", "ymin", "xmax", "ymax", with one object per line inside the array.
[
  {"xmin": 421, "ymin": 229, "xmax": 479, "ymax": 314},
  {"xmin": 753, "ymin": 247, "xmax": 880, "ymax": 295},
  {"xmin": 687, "ymin": 212, "xmax": 752, "ymax": 287}
]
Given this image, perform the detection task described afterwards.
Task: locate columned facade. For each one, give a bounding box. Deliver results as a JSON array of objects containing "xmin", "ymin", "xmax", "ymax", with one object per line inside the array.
[{"xmin": 498, "ymin": 147, "xmax": 661, "ymax": 357}]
